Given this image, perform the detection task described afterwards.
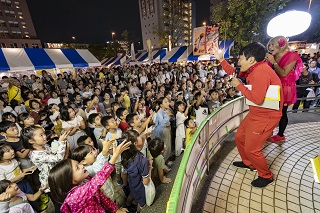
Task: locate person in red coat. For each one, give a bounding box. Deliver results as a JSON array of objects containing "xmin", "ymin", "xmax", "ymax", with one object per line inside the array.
[{"xmin": 214, "ymin": 42, "xmax": 283, "ymax": 188}]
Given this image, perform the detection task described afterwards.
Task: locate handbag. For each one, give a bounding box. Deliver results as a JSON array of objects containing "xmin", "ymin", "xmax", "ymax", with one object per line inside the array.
[{"xmin": 145, "ymin": 179, "xmax": 156, "ymax": 206}]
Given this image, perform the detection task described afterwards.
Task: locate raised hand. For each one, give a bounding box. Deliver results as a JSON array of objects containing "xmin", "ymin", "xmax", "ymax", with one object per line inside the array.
[
  {"xmin": 58, "ymin": 129, "xmax": 71, "ymax": 142},
  {"xmin": 0, "ymin": 192, "xmax": 12, "ymax": 201},
  {"xmin": 213, "ymin": 48, "xmax": 225, "ymax": 62},
  {"xmin": 116, "ymin": 208, "xmax": 129, "ymax": 213},
  {"xmin": 109, "ymin": 140, "xmax": 131, "ymax": 165},
  {"xmin": 100, "ymin": 138, "xmax": 114, "ymax": 156}
]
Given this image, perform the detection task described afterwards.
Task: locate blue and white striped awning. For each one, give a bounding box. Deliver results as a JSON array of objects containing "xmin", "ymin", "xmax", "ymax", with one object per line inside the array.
[
  {"xmin": 113, "ymin": 56, "xmax": 128, "ymax": 66},
  {"xmin": 162, "ymin": 40, "xmax": 234, "ymax": 62},
  {"xmin": 128, "ymin": 49, "xmax": 167, "ymax": 64},
  {"xmin": 137, "ymin": 52, "xmax": 149, "ymax": 62},
  {"xmin": 102, "ymin": 57, "xmax": 116, "ymax": 66},
  {"xmin": 103, "ymin": 55, "xmax": 122, "ymax": 66},
  {"xmin": 162, "ymin": 46, "xmax": 191, "ymax": 62},
  {"xmin": 0, "ymin": 48, "xmax": 100, "ymax": 72},
  {"xmin": 123, "ymin": 52, "xmax": 144, "ymax": 65}
]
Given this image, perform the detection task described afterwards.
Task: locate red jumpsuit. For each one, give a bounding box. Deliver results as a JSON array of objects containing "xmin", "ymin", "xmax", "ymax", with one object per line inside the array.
[{"xmin": 221, "ymin": 60, "xmax": 283, "ymax": 179}]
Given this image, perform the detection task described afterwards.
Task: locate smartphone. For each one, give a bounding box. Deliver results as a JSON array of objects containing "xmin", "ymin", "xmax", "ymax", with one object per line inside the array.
[{"xmin": 116, "ymin": 138, "xmax": 125, "ymax": 146}]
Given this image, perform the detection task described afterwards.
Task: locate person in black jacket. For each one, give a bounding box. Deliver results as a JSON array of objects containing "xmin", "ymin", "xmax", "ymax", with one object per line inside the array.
[{"xmin": 292, "ymin": 62, "xmax": 319, "ymax": 111}]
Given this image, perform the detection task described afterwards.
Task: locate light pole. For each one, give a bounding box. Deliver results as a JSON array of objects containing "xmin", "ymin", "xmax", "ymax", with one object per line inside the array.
[
  {"xmin": 112, "ymin": 32, "xmax": 115, "ymax": 42},
  {"xmin": 203, "ymin": 22, "xmax": 206, "ymax": 26},
  {"xmin": 72, "ymin": 36, "xmax": 75, "ymax": 41}
]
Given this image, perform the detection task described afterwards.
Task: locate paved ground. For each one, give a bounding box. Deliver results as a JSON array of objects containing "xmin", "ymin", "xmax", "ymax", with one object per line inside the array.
[{"xmin": 193, "ymin": 111, "xmax": 320, "ymax": 213}]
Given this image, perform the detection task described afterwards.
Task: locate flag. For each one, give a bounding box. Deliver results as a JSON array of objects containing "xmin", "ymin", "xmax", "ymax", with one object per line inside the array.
[
  {"xmin": 146, "ymin": 39, "xmax": 152, "ymax": 61},
  {"xmin": 131, "ymin": 43, "xmax": 136, "ymax": 61}
]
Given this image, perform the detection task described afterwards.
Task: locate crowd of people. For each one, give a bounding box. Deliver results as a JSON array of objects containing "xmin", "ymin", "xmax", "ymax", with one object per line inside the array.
[{"xmin": 0, "ymin": 36, "xmax": 318, "ymax": 212}]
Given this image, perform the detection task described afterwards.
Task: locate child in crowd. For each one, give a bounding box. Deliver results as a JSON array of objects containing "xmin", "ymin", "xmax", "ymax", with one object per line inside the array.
[
  {"xmin": 0, "ymin": 144, "xmax": 39, "ymax": 210},
  {"xmin": 73, "ymin": 92, "xmax": 83, "ymax": 108},
  {"xmin": 47, "ymin": 91, "xmax": 61, "ymax": 106},
  {"xmin": 77, "ymin": 135, "xmax": 95, "ymax": 148},
  {"xmin": 175, "ymin": 101, "xmax": 190, "ymax": 156},
  {"xmin": 126, "ymin": 113, "xmax": 153, "ymax": 158},
  {"xmin": 21, "ymin": 126, "xmax": 70, "ymax": 211},
  {"xmin": 58, "ymin": 95, "xmax": 69, "ymax": 108},
  {"xmin": 153, "ymin": 97, "xmax": 172, "ymax": 161},
  {"xmin": 1, "ymin": 112, "xmax": 22, "ymax": 136},
  {"xmin": 121, "ymin": 130, "xmax": 151, "ymax": 212},
  {"xmin": 134, "ymin": 98, "xmax": 149, "ymax": 122},
  {"xmin": 18, "ymin": 113, "xmax": 35, "ymax": 129},
  {"xmin": 84, "ymin": 96, "xmax": 99, "ymax": 118},
  {"xmin": 0, "ymin": 121, "xmax": 32, "ymax": 169},
  {"xmin": 29, "ymin": 100, "xmax": 42, "ymax": 124},
  {"xmin": 60, "ymin": 106, "xmax": 86, "ymax": 152},
  {"xmin": 207, "ymin": 89, "xmax": 221, "ymax": 113},
  {"xmin": 101, "ymin": 93, "xmax": 114, "ymax": 116},
  {"xmin": 116, "ymin": 107, "xmax": 130, "ymax": 132},
  {"xmin": 120, "ymin": 87, "xmax": 131, "ymax": 111},
  {"xmin": 38, "ymin": 110, "xmax": 53, "ymax": 130},
  {"xmin": 148, "ymin": 138, "xmax": 171, "ymax": 186},
  {"xmin": 69, "ymin": 103, "xmax": 87, "ymax": 121},
  {"xmin": 0, "ymin": 180, "xmax": 46, "ymax": 213},
  {"xmin": 48, "ymin": 139, "xmax": 130, "ymax": 213},
  {"xmin": 88, "ymin": 113, "xmax": 105, "ymax": 151},
  {"xmin": 184, "ymin": 118, "xmax": 197, "ymax": 147},
  {"xmin": 193, "ymin": 90, "xmax": 209, "ymax": 126},
  {"xmin": 71, "ymin": 138, "xmax": 114, "ymax": 201},
  {"xmin": 101, "ymin": 116, "xmax": 125, "ymax": 185},
  {"xmin": 111, "ymin": 102, "xmax": 120, "ymax": 121},
  {"xmin": 48, "ymin": 103, "xmax": 62, "ymax": 136}
]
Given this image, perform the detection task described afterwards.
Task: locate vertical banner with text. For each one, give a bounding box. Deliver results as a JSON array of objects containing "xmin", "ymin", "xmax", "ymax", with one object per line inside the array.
[
  {"xmin": 131, "ymin": 43, "xmax": 136, "ymax": 61},
  {"xmin": 146, "ymin": 39, "xmax": 152, "ymax": 61},
  {"xmin": 205, "ymin": 23, "xmax": 220, "ymax": 55}
]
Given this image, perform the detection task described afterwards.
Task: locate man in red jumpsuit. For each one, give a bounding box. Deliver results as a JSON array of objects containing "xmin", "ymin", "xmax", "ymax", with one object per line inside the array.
[{"xmin": 214, "ymin": 42, "xmax": 283, "ymax": 188}]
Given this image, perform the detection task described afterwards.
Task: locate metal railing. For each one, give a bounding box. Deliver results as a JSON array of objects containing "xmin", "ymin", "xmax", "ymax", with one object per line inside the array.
[
  {"xmin": 166, "ymin": 97, "xmax": 249, "ymax": 213},
  {"xmin": 288, "ymin": 83, "xmax": 320, "ymax": 113}
]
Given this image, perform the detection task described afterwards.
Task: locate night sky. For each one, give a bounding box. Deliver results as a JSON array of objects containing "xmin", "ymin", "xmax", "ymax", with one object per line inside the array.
[{"xmin": 26, "ymin": 0, "xmax": 210, "ymax": 44}]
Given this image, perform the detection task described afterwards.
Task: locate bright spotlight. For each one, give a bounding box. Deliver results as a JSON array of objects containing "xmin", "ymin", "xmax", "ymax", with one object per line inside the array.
[{"xmin": 267, "ymin": 11, "xmax": 311, "ymax": 37}]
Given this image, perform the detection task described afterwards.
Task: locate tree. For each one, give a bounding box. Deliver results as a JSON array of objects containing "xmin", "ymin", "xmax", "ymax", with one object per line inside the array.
[
  {"xmin": 212, "ymin": 0, "xmax": 291, "ymax": 54},
  {"xmin": 153, "ymin": 0, "xmax": 189, "ymax": 48},
  {"xmin": 121, "ymin": 30, "xmax": 129, "ymax": 43},
  {"xmin": 88, "ymin": 42, "xmax": 125, "ymax": 61}
]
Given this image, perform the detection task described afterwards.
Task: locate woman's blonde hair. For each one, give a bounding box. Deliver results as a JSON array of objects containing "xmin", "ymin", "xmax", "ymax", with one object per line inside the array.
[{"xmin": 267, "ymin": 36, "xmax": 289, "ymax": 53}]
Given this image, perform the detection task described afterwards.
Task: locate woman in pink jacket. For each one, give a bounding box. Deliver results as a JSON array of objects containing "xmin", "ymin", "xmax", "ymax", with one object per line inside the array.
[{"xmin": 48, "ymin": 139, "xmax": 130, "ymax": 213}]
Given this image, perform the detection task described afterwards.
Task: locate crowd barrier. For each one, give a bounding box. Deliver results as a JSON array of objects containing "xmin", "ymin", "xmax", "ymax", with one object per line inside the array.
[
  {"xmin": 288, "ymin": 83, "xmax": 320, "ymax": 113},
  {"xmin": 166, "ymin": 97, "xmax": 249, "ymax": 213}
]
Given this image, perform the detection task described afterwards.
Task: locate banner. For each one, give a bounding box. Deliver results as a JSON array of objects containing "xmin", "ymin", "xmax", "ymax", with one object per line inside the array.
[
  {"xmin": 205, "ymin": 23, "xmax": 220, "ymax": 55},
  {"xmin": 131, "ymin": 43, "xmax": 136, "ymax": 61},
  {"xmin": 193, "ymin": 27, "xmax": 206, "ymax": 56},
  {"xmin": 146, "ymin": 39, "xmax": 152, "ymax": 61},
  {"xmin": 193, "ymin": 24, "xmax": 220, "ymax": 56}
]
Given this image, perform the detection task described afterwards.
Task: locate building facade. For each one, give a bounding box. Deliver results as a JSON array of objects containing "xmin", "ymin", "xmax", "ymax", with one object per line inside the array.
[
  {"xmin": 138, "ymin": 0, "xmax": 195, "ymax": 50},
  {"xmin": 0, "ymin": 0, "xmax": 41, "ymax": 48}
]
